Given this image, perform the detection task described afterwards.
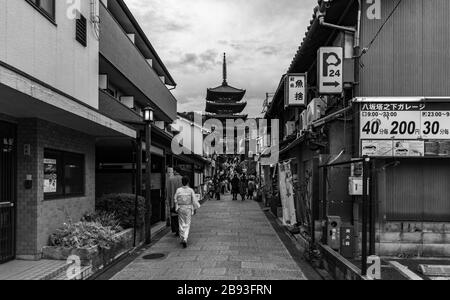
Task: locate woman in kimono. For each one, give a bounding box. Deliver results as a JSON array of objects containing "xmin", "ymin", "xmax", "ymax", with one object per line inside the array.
[{"xmin": 174, "ymin": 176, "xmax": 201, "ymax": 248}]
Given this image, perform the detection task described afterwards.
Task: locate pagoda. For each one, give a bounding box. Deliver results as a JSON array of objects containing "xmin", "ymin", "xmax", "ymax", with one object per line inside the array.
[{"xmin": 205, "ymin": 53, "xmax": 247, "ymax": 120}]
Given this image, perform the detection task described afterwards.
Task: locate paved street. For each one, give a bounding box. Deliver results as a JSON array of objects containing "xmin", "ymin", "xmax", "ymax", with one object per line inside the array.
[{"xmin": 111, "ymin": 194, "xmax": 307, "ymax": 280}]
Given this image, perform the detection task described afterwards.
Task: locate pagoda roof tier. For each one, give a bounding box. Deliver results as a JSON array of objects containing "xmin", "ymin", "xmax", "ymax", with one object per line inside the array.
[
  {"xmin": 206, "ymin": 53, "xmax": 246, "ymax": 102},
  {"xmin": 206, "ymin": 101, "xmax": 247, "ymax": 114},
  {"xmin": 205, "ymin": 113, "xmax": 248, "ymax": 120},
  {"xmin": 206, "ymin": 84, "xmax": 246, "ymax": 102}
]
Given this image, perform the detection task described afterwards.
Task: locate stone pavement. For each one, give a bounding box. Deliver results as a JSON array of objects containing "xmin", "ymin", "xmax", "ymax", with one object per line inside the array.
[{"xmin": 111, "ymin": 194, "xmax": 307, "ymax": 280}]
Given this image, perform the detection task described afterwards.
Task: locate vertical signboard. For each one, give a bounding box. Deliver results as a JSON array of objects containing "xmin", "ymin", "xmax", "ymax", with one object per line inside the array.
[
  {"xmin": 318, "ymin": 47, "xmax": 343, "ymax": 94},
  {"xmin": 285, "ymin": 73, "xmax": 307, "ymax": 108}
]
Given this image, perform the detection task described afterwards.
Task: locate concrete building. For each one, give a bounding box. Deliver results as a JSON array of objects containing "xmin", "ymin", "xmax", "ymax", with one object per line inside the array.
[
  {"xmin": 0, "ymin": 0, "xmax": 136, "ymax": 262},
  {"xmin": 95, "ymin": 0, "xmax": 179, "ymax": 227},
  {"xmin": 0, "ymin": 0, "xmax": 180, "ymax": 263}
]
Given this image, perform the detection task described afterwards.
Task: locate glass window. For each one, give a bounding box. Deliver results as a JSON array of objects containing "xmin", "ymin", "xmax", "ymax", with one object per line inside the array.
[
  {"xmin": 27, "ymin": 0, "xmax": 55, "ymax": 21},
  {"xmin": 63, "ymin": 153, "xmax": 84, "ymax": 195},
  {"xmin": 44, "ymin": 149, "xmax": 85, "ymax": 199}
]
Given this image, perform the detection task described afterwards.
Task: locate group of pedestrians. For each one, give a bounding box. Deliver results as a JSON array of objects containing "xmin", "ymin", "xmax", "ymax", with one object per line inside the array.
[{"xmin": 230, "ymin": 174, "xmax": 255, "ymax": 201}]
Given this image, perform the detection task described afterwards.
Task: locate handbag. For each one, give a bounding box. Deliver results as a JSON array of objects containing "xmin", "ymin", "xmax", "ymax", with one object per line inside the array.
[{"xmin": 193, "ymin": 194, "xmax": 201, "ymax": 210}]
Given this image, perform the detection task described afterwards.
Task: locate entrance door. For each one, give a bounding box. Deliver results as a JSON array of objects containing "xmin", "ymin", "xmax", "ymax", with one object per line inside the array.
[{"xmin": 0, "ymin": 121, "xmax": 16, "ymax": 264}]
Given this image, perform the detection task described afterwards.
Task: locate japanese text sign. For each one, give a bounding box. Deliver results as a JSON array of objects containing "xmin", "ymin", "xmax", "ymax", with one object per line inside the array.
[{"xmin": 285, "ymin": 73, "xmax": 307, "ymax": 107}]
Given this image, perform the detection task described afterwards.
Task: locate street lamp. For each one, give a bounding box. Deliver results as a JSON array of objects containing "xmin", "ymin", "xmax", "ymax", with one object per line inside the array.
[{"xmin": 143, "ymin": 107, "xmax": 154, "ymax": 245}]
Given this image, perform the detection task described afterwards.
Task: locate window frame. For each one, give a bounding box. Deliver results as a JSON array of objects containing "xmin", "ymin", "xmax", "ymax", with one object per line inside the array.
[
  {"xmin": 25, "ymin": 0, "xmax": 56, "ymax": 25},
  {"xmin": 44, "ymin": 149, "xmax": 86, "ymax": 200}
]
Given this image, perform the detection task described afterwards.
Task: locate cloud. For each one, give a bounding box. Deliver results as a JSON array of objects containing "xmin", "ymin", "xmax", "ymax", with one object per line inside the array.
[
  {"xmin": 166, "ymin": 49, "xmax": 220, "ymax": 71},
  {"xmin": 124, "ymin": 0, "xmax": 318, "ymax": 118}
]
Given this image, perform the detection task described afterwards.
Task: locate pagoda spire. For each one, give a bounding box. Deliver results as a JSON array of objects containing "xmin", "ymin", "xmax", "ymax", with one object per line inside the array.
[{"xmin": 222, "ymin": 53, "xmax": 228, "ymax": 86}]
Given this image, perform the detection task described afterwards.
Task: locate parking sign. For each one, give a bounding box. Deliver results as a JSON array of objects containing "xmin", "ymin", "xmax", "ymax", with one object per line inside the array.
[{"xmin": 318, "ymin": 47, "xmax": 343, "ymax": 94}]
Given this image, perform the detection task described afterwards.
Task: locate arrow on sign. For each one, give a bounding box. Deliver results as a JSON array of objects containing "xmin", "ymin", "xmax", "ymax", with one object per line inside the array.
[{"xmin": 323, "ymin": 81, "xmax": 340, "ymax": 87}]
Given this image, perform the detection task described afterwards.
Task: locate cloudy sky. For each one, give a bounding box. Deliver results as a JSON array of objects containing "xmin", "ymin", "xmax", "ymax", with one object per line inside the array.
[{"xmin": 124, "ymin": 0, "xmax": 317, "ymax": 118}]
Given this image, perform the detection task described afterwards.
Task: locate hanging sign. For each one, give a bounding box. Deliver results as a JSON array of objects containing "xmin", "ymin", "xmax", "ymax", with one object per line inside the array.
[
  {"xmin": 318, "ymin": 47, "xmax": 343, "ymax": 94},
  {"xmin": 285, "ymin": 73, "xmax": 307, "ymax": 107},
  {"xmin": 359, "ymin": 101, "xmax": 450, "ymax": 157}
]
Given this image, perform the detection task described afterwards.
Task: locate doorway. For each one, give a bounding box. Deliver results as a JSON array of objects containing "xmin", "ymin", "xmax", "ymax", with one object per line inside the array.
[{"xmin": 0, "ymin": 121, "xmax": 16, "ymax": 264}]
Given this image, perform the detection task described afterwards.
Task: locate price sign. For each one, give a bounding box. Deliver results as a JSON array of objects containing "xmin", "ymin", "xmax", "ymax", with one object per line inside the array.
[
  {"xmin": 360, "ymin": 103, "xmax": 450, "ymax": 140},
  {"xmin": 359, "ymin": 101, "xmax": 450, "ymax": 158}
]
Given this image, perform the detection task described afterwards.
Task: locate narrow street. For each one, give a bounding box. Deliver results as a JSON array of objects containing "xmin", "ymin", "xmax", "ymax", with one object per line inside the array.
[{"xmin": 111, "ymin": 195, "xmax": 309, "ymax": 280}]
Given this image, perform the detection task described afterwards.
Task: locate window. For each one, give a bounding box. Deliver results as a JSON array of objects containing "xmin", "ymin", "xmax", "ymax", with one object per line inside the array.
[
  {"xmin": 26, "ymin": 0, "xmax": 55, "ymax": 21},
  {"xmin": 44, "ymin": 149, "xmax": 85, "ymax": 199}
]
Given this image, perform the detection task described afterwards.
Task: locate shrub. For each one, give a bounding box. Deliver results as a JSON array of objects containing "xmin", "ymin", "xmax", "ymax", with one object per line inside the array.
[
  {"xmin": 49, "ymin": 222, "xmax": 120, "ymax": 250},
  {"xmin": 82, "ymin": 212, "xmax": 122, "ymax": 232},
  {"xmin": 96, "ymin": 194, "xmax": 145, "ymax": 230}
]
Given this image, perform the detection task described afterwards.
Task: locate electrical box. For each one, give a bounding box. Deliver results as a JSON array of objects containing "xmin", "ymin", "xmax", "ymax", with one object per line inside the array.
[
  {"xmin": 349, "ymin": 177, "xmax": 363, "ymax": 196},
  {"xmin": 340, "ymin": 226, "xmax": 355, "ymax": 259},
  {"xmin": 327, "ymin": 216, "xmax": 342, "ymax": 251}
]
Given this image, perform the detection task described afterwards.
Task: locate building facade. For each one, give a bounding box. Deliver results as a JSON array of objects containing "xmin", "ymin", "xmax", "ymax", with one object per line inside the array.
[
  {"xmin": 0, "ymin": 0, "xmax": 182, "ymax": 263},
  {"xmin": 0, "ymin": 0, "xmax": 136, "ymax": 262},
  {"xmin": 95, "ymin": 0, "xmax": 179, "ymax": 227},
  {"xmin": 266, "ymin": 0, "xmax": 450, "ymax": 259}
]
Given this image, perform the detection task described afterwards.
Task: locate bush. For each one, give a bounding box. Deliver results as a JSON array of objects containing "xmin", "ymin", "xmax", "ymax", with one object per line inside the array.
[
  {"xmin": 96, "ymin": 194, "xmax": 145, "ymax": 230},
  {"xmin": 49, "ymin": 222, "xmax": 120, "ymax": 250},
  {"xmin": 82, "ymin": 212, "xmax": 122, "ymax": 232}
]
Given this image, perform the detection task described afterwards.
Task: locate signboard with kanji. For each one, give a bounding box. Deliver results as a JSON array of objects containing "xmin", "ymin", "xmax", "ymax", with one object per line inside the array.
[
  {"xmin": 285, "ymin": 73, "xmax": 307, "ymax": 107},
  {"xmin": 358, "ymin": 101, "xmax": 450, "ymax": 157},
  {"xmin": 318, "ymin": 47, "xmax": 343, "ymax": 94}
]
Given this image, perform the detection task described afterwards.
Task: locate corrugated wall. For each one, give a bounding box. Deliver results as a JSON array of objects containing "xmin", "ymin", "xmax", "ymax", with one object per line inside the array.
[
  {"xmin": 359, "ymin": 0, "xmax": 450, "ymax": 96},
  {"xmin": 380, "ymin": 160, "xmax": 450, "ymax": 222}
]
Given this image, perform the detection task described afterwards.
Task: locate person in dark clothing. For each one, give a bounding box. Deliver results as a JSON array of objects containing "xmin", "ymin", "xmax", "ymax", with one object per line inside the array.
[
  {"xmin": 240, "ymin": 175, "xmax": 247, "ymax": 201},
  {"xmin": 247, "ymin": 178, "xmax": 256, "ymax": 200},
  {"xmin": 231, "ymin": 174, "xmax": 240, "ymax": 201},
  {"xmin": 214, "ymin": 177, "xmax": 221, "ymax": 200}
]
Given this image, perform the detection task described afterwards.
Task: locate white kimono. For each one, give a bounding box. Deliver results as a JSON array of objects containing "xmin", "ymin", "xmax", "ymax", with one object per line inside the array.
[{"xmin": 174, "ymin": 187, "xmax": 201, "ymax": 242}]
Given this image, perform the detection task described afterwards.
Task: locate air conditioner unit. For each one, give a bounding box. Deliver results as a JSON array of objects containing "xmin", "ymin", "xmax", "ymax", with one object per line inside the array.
[
  {"xmin": 299, "ymin": 110, "xmax": 308, "ymax": 132},
  {"xmin": 285, "ymin": 122, "xmax": 296, "ymax": 138},
  {"xmin": 306, "ymin": 98, "xmax": 328, "ymax": 126}
]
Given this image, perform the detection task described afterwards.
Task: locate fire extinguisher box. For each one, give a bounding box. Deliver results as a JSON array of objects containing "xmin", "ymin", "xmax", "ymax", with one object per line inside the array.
[
  {"xmin": 327, "ymin": 216, "xmax": 342, "ymax": 251},
  {"xmin": 340, "ymin": 225, "xmax": 355, "ymax": 259}
]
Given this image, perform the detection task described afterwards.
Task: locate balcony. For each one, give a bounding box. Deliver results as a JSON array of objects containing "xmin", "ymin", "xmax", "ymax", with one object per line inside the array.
[
  {"xmin": 99, "ymin": 4, "xmax": 177, "ymax": 122},
  {"xmin": 98, "ymin": 89, "xmax": 142, "ymax": 124}
]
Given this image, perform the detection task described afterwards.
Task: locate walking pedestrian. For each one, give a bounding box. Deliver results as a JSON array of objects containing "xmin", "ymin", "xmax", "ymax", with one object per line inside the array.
[
  {"xmin": 174, "ymin": 176, "xmax": 201, "ymax": 248},
  {"xmin": 231, "ymin": 174, "xmax": 240, "ymax": 201},
  {"xmin": 240, "ymin": 175, "xmax": 247, "ymax": 201},
  {"xmin": 214, "ymin": 177, "xmax": 221, "ymax": 200},
  {"xmin": 248, "ymin": 177, "xmax": 255, "ymax": 200}
]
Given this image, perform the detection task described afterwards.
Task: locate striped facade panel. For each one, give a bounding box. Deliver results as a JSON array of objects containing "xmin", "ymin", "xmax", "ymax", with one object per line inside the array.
[
  {"xmin": 392, "ymin": 0, "xmax": 423, "ymax": 96},
  {"xmin": 359, "ymin": 0, "xmax": 450, "ymax": 97},
  {"xmin": 358, "ymin": 0, "xmax": 395, "ymax": 96},
  {"xmin": 381, "ymin": 160, "xmax": 450, "ymax": 222},
  {"xmin": 423, "ymin": 0, "xmax": 450, "ymax": 96}
]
